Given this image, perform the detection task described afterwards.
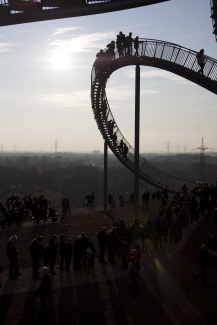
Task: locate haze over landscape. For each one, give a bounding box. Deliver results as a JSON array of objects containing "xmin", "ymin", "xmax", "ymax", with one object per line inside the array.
[{"xmin": 0, "ymin": 0, "xmax": 216, "ymax": 154}]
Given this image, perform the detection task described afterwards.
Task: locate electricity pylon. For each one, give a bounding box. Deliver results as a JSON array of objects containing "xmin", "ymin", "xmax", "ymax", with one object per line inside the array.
[{"xmin": 192, "ymin": 137, "xmax": 212, "ymax": 182}]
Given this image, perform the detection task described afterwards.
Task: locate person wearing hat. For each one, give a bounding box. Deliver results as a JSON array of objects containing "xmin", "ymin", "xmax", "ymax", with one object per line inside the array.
[{"xmin": 194, "ymin": 243, "xmax": 208, "ymax": 285}]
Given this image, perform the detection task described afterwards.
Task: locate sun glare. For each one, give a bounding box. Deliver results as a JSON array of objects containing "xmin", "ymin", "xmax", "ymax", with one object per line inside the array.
[
  {"xmin": 49, "ymin": 36, "xmax": 89, "ymax": 70},
  {"xmin": 50, "ymin": 49, "xmax": 71, "ymax": 70}
]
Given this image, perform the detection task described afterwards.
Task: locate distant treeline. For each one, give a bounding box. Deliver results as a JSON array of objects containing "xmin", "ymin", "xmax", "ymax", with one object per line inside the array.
[{"xmin": 0, "ymin": 153, "xmax": 216, "ymax": 207}]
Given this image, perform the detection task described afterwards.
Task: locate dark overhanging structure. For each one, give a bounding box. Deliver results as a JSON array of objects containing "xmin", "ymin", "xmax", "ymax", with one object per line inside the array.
[{"xmin": 0, "ymin": 0, "xmax": 169, "ymax": 26}]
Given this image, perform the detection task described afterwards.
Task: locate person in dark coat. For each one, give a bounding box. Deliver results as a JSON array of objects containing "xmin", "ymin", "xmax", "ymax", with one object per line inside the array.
[
  {"xmin": 141, "ymin": 216, "xmax": 153, "ymax": 252},
  {"xmin": 107, "ymin": 227, "xmax": 119, "ymax": 265},
  {"xmin": 65, "ymin": 238, "xmax": 73, "ymax": 271},
  {"xmin": 37, "ymin": 236, "xmax": 44, "ymax": 265},
  {"xmin": 4, "ymin": 209, "xmax": 12, "ymax": 227},
  {"xmin": 7, "ymin": 235, "xmax": 21, "ymax": 279},
  {"xmin": 43, "ymin": 244, "xmax": 51, "ymax": 267},
  {"xmin": 214, "ymin": 208, "xmax": 217, "ymax": 227},
  {"xmin": 83, "ymin": 236, "xmax": 95, "ymax": 272},
  {"xmin": 59, "ymin": 234, "xmax": 66, "ymax": 270},
  {"xmin": 207, "ymin": 235, "xmax": 217, "ymax": 249},
  {"xmin": 194, "ymin": 244, "xmax": 208, "ymax": 285},
  {"xmin": 98, "ymin": 227, "xmax": 107, "ymax": 263},
  {"xmin": 119, "ymin": 237, "xmax": 129, "ymax": 269},
  {"xmin": 190, "ymin": 195, "xmax": 198, "ymax": 223},
  {"xmin": 134, "ymin": 36, "xmax": 139, "ymax": 56},
  {"xmin": 49, "ymin": 235, "xmax": 58, "ymax": 274},
  {"xmin": 196, "ymin": 49, "xmax": 205, "ymax": 75},
  {"xmin": 128, "ymin": 255, "xmax": 139, "ymax": 296},
  {"xmin": 131, "ymin": 218, "xmax": 141, "ymax": 244},
  {"xmin": 91, "ymin": 192, "xmax": 95, "ymax": 207},
  {"xmin": 37, "ymin": 267, "xmax": 52, "ymax": 315},
  {"xmin": 88, "ymin": 238, "xmax": 95, "ymax": 270},
  {"xmin": 162, "ymin": 186, "xmax": 168, "ymax": 206},
  {"xmin": 29, "ymin": 238, "xmax": 40, "ymax": 279},
  {"xmin": 73, "ymin": 235, "xmax": 83, "ymax": 270}
]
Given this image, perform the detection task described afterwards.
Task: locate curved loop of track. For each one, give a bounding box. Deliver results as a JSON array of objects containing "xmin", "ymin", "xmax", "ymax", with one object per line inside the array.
[{"xmin": 91, "ymin": 38, "xmax": 217, "ymax": 193}]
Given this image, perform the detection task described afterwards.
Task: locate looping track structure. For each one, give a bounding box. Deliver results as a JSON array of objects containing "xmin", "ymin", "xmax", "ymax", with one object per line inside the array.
[
  {"xmin": 210, "ymin": 0, "xmax": 217, "ymax": 42},
  {"xmin": 91, "ymin": 38, "xmax": 217, "ymax": 193}
]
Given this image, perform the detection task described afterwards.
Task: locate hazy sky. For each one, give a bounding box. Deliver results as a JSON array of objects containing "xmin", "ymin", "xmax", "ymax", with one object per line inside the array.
[{"xmin": 0, "ymin": 0, "xmax": 216, "ymax": 153}]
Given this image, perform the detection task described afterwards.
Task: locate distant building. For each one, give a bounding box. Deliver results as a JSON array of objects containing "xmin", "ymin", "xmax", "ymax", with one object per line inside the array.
[{"xmin": 92, "ymin": 150, "xmax": 100, "ymax": 154}]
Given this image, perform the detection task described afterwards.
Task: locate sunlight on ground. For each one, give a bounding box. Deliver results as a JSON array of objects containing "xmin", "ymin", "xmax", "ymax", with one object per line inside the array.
[{"xmin": 154, "ymin": 258, "xmax": 201, "ymax": 324}]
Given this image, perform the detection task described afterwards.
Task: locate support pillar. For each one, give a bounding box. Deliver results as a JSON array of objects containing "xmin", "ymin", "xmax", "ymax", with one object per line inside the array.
[
  {"xmin": 134, "ymin": 64, "xmax": 140, "ymax": 218},
  {"xmin": 104, "ymin": 140, "xmax": 108, "ymax": 211}
]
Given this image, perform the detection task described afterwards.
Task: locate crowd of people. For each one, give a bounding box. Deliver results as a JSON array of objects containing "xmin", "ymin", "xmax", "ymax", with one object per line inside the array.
[
  {"xmin": 105, "ymin": 181, "xmax": 217, "ymax": 289},
  {"xmin": 84, "ymin": 192, "xmax": 95, "ymax": 207},
  {"xmin": 94, "ymin": 31, "xmax": 140, "ymax": 75},
  {"xmin": 95, "ymin": 33, "xmax": 206, "ymax": 78},
  {"xmin": 6, "ymin": 232, "xmax": 95, "ymax": 314},
  {"xmin": 0, "ymin": 193, "xmax": 72, "ymax": 229},
  {"xmin": 108, "ymin": 191, "xmax": 134, "ymax": 208},
  {"xmin": 1, "ymin": 180, "xmax": 217, "ymax": 309}
]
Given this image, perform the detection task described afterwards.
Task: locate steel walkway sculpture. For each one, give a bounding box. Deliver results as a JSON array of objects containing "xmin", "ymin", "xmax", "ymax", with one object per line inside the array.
[
  {"xmin": 211, "ymin": 0, "xmax": 217, "ymax": 42},
  {"xmin": 91, "ymin": 38, "xmax": 217, "ymax": 193}
]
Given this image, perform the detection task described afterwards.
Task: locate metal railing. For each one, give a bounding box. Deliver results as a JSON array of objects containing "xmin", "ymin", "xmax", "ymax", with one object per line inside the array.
[
  {"xmin": 91, "ymin": 38, "xmax": 217, "ymax": 192},
  {"xmin": 92, "ymin": 38, "xmax": 217, "ymax": 82}
]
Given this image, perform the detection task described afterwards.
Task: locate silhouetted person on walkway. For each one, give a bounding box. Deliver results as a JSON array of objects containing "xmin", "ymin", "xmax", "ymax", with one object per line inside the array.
[
  {"xmin": 119, "ymin": 31, "xmax": 126, "ymax": 56},
  {"xmin": 123, "ymin": 143, "xmax": 129, "ymax": 159},
  {"xmin": 126, "ymin": 32, "xmax": 133, "ymax": 55},
  {"xmin": 116, "ymin": 34, "xmax": 122, "ymax": 57},
  {"xmin": 106, "ymin": 40, "xmax": 115, "ymax": 60},
  {"xmin": 112, "ymin": 131, "xmax": 117, "ymax": 146},
  {"xmin": 134, "ymin": 36, "xmax": 139, "ymax": 56},
  {"xmin": 118, "ymin": 139, "xmax": 124, "ymax": 153},
  {"xmin": 197, "ymin": 49, "xmax": 205, "ymax": 75}
]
